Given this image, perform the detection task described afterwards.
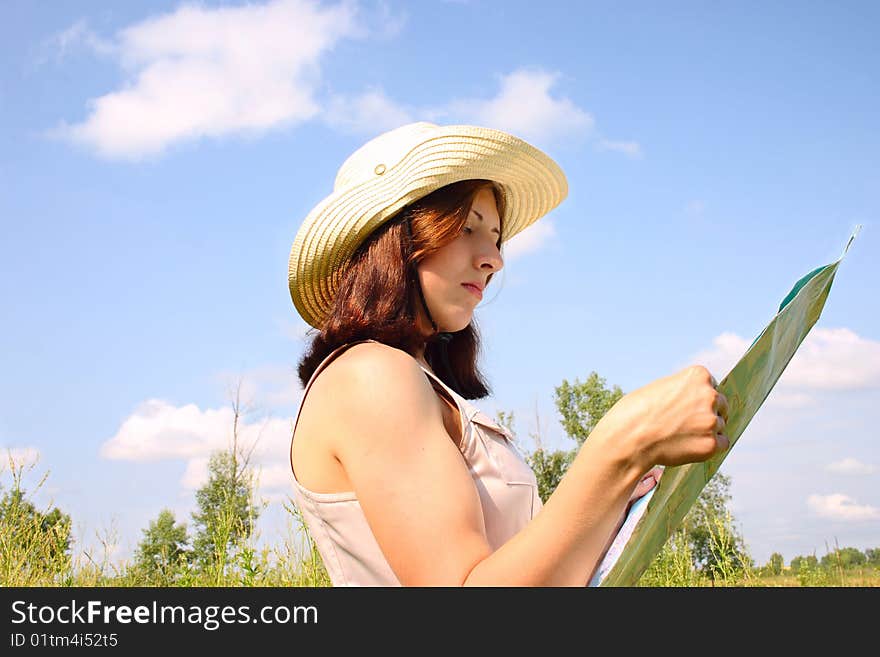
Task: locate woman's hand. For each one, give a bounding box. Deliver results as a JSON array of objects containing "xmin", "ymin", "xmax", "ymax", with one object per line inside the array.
[
  {"xmin": 593, "ymin": 365, "xmax": 730, "ymax": 472},
  {"xmin": 601, "ymin": 466, "xmax": 665, "ymax": 567},
  {"xmin": 627, "ymin": 466, "xmax": 663, "ymax": 513}
]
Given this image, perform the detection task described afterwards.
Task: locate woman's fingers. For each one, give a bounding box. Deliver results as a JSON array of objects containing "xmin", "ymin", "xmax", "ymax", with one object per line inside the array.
[
  {"xmin": 631, "ymin": 466, "xmax": 665, "ymax": 502},
  {"xmin": 713, "ymin": 390, "xmax": 729, "ymax": 422},
  {"xmin": 631, "ymin": 475, "xmax": 657, "ymax": 501},
  {"xmin": 708, "ymin": 372, "xmax": 729, "ymax": 422}
]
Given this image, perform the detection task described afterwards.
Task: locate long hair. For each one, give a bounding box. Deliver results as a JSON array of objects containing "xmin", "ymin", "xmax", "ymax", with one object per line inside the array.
[{"xmin": 296, "ymin": 179, "xmax": 506, "ymax": 399}]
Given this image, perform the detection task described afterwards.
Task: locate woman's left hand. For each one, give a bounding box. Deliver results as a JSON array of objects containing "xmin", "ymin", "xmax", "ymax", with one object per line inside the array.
[
  {"xmin": 626, "ymin": 466, "xmax": 663, "ymax": 512},
  {"xmin": 602, "ymin": 466, "xmax": 665, "ymax": 565}
]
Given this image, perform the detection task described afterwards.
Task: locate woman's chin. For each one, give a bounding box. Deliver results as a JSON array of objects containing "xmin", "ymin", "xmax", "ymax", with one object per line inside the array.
[
  {"xmin": 436, "ymin": 319, "xmax": 470, "ymax": 334},
  {"xmin": 449, "ymin": 312, "xmax": 474, "ymax": 332}
]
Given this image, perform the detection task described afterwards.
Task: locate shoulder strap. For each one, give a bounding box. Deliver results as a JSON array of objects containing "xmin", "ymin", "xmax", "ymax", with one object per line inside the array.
[
  {"xmin": 417, "ymin": 363, "xmax": 457, "ymax": 400},
  {"xmin": 289, "ymin": 339, "xmax": 379, "ymax": 472},
  {"xmin": 300, "ymin": 339, "xmax": 379, "ymax": 397}
]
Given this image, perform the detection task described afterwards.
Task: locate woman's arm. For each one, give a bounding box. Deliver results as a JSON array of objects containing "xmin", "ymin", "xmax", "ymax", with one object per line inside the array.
[
  {"xmin": 329, "ymin": 344, "xmax": 725, "ymax": 586},
  {"xmin": 463, "ymin": 422, "xmax": 646, "ymax": 586},
  {"xmin": 326, "ymin": 343, "xmax": 496, "ymax": 585},
  {"xmin": 583, "ymin": 466, "xmax": 663, "ymax": 584},
  {"xmin": 469, "ymin": 364, "xmax": 727, "ymax": 586}
]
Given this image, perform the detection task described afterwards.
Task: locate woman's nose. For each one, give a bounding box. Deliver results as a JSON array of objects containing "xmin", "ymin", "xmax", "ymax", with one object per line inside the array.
[{"xmin": 476, "ymin": 242, "xmax": 503, "ymax": 272}]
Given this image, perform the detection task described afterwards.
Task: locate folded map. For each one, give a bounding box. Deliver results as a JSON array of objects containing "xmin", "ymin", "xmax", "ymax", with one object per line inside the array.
[{"xmin": 590, "ymin": 225, "xmax": 861, "ymax": 586}]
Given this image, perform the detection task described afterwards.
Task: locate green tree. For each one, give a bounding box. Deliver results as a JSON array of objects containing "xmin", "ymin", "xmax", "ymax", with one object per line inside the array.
[
  {"xmin": 865, "ymin": 548, "xmax": 880, "ymax": 566},
  {"xmin": 0, "ymin": 454, "xmax": 74, "ymax": 585},
  {"xmin": 681, "ymin": 471, "xmax": 751, "ymax": 578},
  {"xmin": 495, "ymin": 408, "xmax": 576, "ymax": 504},
  {"xmin": 767, "ymin": 552, "xmax": 785, "ymax": 576},
  {"xmin": 190, "ymin": 383, "xmax": 263, "ymax": 574},
  {"xmin": 134, "ymin": 508, "xmax": 191, "ymax": 583},
  {"xmin": 554, "ymin": 372, "xmax": 624, "ymax": 447},
  {"xmin": 526, "ymin": 448, "xmax": 577, "ymax": 504},
  {"xmin": 0, "ymin": 488, "xmax": 72, "ymax": 558},
  {"xmin": 514, "ymin": 369, "xmax": 750, "ymax": 581},
  {"xmin": 821, "ymin": 546, "xmax": 866, "ymax": 570},
  {"xmin": 191, "ymin": 450, "xmax": 260, "ymax": 570},
  {"xmin": 0, "ymin": 486, "xmax": 72, "ymax": 584},
  {"xmin": 790, "ymin": 554, "xmax": 818, "ymax": 574}
]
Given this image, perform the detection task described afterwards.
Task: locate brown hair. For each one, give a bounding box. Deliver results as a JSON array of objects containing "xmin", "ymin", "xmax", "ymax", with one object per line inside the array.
[{"xmin": 295, "ymin": 179, "xmax": 506, "ymax": 399}]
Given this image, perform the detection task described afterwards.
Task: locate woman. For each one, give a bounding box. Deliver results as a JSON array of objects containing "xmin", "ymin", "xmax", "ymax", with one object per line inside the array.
[{"xmin": 287, "ymin": 122, "xmax": 729, "ymax": 586}]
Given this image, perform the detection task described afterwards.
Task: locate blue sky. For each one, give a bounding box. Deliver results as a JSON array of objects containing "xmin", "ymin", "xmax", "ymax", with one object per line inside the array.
[{"xmin": 2, "ymin": 0, "xmax": 878, "ymax": 569}]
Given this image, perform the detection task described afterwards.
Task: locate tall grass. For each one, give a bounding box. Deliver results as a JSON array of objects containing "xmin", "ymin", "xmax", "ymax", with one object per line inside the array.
[
  {"xmin": 0, "ymin": 452, "xmax": 330, "ymax": 587},
  {"xmin": 641, "ymin": 511, "xmax": 760, "ymax": 587},
  {"xmin": 0, "ymin": 456, "xmax": 72, "ymax": 586},
  {"xmin": 2, "ymin": 452, "xmax": 876, "ymax": 587}
]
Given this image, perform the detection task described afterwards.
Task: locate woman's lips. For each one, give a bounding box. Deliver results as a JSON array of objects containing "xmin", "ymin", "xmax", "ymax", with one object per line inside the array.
[{"xmin": 462, "ymin": 283, "xmax": 483, "ymax": 300}]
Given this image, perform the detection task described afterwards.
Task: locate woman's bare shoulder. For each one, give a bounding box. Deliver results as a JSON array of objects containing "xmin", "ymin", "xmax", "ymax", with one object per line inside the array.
[
  {"xmin": 319, "ymin": 341, "xmax": 422, "ymax": 388},
  {"xmin": 310, "ymin": 341, "xmax": 436, "ymax": 428},
  {"xmin": 294, "ymin": 342, "xmax": 438, "ymax": 494}
]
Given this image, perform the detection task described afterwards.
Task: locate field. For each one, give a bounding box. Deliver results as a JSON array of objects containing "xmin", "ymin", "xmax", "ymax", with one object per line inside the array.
[{"xmin": 2, "ymin": 454, "xmax": 877, "ymax": 587}]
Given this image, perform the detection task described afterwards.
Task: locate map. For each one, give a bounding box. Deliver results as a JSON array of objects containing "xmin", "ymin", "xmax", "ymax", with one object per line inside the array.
[{"xmin": 590, "ymin": 226, "xmax": 862, "ymax": 587}]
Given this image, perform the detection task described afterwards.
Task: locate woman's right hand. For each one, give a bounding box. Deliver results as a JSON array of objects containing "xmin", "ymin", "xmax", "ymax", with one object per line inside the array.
[{"xmin": 593, "ymin": 365, "xmax": 730, "ymax": 471}]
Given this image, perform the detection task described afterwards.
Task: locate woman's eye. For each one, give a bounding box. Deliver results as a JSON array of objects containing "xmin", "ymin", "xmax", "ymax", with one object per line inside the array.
[{"xmin": 462, "ymin": 226, "xmax": 473, "ymax": 234}]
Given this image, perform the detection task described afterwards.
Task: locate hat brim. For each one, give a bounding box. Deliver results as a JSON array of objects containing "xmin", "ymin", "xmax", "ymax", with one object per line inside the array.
[{"xmin": 289, "ymin": 124, "xmax": 568, "ymax": 329}]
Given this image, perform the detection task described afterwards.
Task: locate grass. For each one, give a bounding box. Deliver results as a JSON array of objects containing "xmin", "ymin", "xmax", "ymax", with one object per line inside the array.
[
  {"xmin": 1, "ymin": 453, "xmax": 330, "ymax": 587},
  {"xmin": 2, "ymin": 452, "xmax": 877, "ymax": 587},
  {"xmin": 638, "ymin": 510, "xmax": 880, "ymax": 587}
]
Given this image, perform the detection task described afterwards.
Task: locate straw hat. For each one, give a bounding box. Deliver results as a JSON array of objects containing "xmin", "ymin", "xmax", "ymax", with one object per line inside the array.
[{"xmin": 288, "ymin": 121, "xmax": 568, "ymax": 329}]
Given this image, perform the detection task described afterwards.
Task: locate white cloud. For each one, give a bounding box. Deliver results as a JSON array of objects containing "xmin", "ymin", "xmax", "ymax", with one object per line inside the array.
[
  {"xmin": 253, "ymin": 462, "xmax": 298, "ymax": 490},
  {"xmin": 826, "ymin": 458, "xmax": 877, "ymax": 476},
  {"xmin": 322, "ymin": 67, "xmax": 595, "ymax": 148},
  {"xmin": 46, "ymin": 19, "xmax": 115, "ymax": 59},
  {"xmin": 765, "ymin": 391, "xmax": 814, "ymax": 409},
  {"xmin": 807, "ymin": 494, "xmax": 880, "ymax": 521},
  {"xmin": 213, "ymin": 364, "xmax": 303, "ymax": 412},
  {"xmin": 323, "ymin": 66, "xmax": 622, "ymax": 158},
  {"xmin": 52, "ymin": 12, "xmax": 628, "ymax": 165},
  {"xmin": 779, "ymin": 327, "xmax": 880, "ymax": 390},
  {"xmin": 439, "ymin": 69, "xmax": 594, "ymax": 147},
  {"xmin": 100, "ymin": 399, "xmax": 237, "ymax": 461},
  {"xmin": 54, "ymin": 0, "xmax": 362, "ymax": 159},
  {"xmin": 687, "ymin": 331, "xmax": 750, "ymax": 381},
  {"xmin": 322, "ymin": 87, "xmax": 415, "ymax": 135},
  {"xmin": 597, "ymin": 139, "xmax": 643, "ymax": 159},
  {"xmin": 686, "ymin": 327, "xmax": 880, "ymax": 410},
  {"xmin": 503, "ymin": 218, "xmax": 557, "ymax": 260},
  {"xmin": 372, "ymin": 0, "xmax": 407, "ymax": 39},
  {"xmin": 100, "ymin": 399, "xmax": 298, "ymax": 494},
  {"xmin": 180, "ymin": 456, "xmax": 211, "ymax": 491}
]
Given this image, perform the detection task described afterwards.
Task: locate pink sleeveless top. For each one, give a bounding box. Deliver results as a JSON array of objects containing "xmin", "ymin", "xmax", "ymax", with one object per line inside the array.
[{"xmin": 289, "ymin": 339, "xmax": 543, "ymax": 586}]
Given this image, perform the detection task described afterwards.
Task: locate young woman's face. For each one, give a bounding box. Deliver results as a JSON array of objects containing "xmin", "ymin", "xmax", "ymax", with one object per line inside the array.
[{"xmin": 417, "ymin": 187, "xmax": 504, "ymax": 334}]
